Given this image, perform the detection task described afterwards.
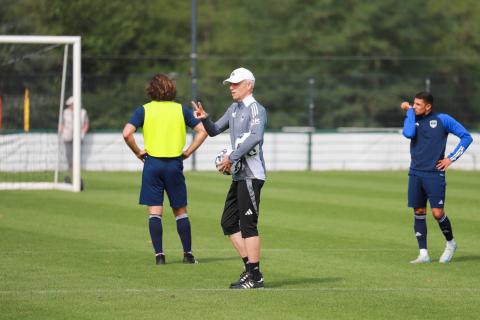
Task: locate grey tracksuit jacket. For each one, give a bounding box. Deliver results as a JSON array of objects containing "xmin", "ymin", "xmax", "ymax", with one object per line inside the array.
[{"xmin": 202, "ymin": 95, "xmax": 267, "ymax": 181}]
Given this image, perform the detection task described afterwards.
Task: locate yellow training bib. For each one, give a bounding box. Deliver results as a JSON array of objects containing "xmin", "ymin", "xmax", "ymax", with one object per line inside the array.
[{"xmin": 143, "ymin": 101, "xmax": 186, "ymax": 157}]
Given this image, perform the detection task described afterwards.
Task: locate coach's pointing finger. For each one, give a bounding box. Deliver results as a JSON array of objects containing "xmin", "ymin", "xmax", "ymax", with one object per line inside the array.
[{"xmin": 191, "ymin": 101, "xmax": 207, "ymax": 119}]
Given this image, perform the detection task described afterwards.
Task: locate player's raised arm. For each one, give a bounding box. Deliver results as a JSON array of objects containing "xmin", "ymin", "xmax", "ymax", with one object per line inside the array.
[{"xmin": 401, "ymin": 102, "xmax": 416, "ymax": 139}]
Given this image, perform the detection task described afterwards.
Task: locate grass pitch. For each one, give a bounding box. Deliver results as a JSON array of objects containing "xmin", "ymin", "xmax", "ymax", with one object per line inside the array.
[{"xmin": 1, "ymin": 171, "xmax": 480, "ymax": 319}]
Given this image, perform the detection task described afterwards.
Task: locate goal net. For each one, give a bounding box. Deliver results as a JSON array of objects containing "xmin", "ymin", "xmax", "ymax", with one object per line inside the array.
[{"xmin": 0, "ymin": 36, "xmax": 82, "ymax": 192}]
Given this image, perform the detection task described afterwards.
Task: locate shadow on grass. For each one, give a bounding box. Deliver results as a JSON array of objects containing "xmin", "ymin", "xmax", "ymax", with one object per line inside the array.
[
  {"xmin": 267, "ymin": 277, "xmax": 342, "ymax": 288},
  {"xmin": 452, "ymin": 255, "xmax": 480, "ymax": 263},
  {"xmin": 168, "ymin": 256, "xmax": 239, "ymax": 264},
  {"xmin": 197, "ymin": 256, "xmax": 239, "ymax": 264}
]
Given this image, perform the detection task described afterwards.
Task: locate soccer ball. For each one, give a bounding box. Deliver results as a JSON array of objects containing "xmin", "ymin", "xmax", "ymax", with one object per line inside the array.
[{"xmin": 214, "ymin": 147, "xmax": 242, "ymax": 175}]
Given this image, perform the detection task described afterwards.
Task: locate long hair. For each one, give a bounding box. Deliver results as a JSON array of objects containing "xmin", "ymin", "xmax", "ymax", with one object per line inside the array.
[{"xmin": 146, "ymin": 74, "xmax": 177, "ymax": 101}]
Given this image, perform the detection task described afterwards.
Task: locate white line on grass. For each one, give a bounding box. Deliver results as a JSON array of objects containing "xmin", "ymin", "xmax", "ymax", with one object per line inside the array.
[
  {"xmin": 1, "ymin": 287, "xmax": 480, "ymax": 295},
  {"xmin": 4, "ymin": 248, "xmax": 475, "ymax": 255}
]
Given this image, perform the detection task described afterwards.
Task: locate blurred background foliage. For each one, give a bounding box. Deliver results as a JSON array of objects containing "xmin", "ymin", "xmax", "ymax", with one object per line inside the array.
[{"xmin": 1, "ymin": 0, "xmax": 480, "ymax": 130}]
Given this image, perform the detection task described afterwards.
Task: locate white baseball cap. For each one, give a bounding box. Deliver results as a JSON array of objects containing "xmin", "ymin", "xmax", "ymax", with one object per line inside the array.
[
  {"xmin": 65, "ymin": 96, "xmax": 74, "ymax": 106},
  {"xmin": 223, "ymin": 67, "xmax": 255, "ymax": 84}
]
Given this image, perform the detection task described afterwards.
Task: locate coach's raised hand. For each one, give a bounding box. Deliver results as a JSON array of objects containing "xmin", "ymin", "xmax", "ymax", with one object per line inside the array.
[{"xmin": 191, "ymin": 101, "xmax": 207, "ymax": 119}]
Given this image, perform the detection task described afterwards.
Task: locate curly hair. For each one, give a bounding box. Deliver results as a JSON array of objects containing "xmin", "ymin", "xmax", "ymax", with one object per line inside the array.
[{"xmin": 146, "ymin": 74, "xmax": 177, "ymax": 101}]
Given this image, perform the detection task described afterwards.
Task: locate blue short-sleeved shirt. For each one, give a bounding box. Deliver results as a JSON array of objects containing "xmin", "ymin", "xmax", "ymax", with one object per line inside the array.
[{"xmin": 129, "ymin": 104, "xmax": 200, "ymax": 130}]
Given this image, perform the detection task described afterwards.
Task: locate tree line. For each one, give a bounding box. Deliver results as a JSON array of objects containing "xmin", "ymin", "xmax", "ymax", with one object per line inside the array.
[{"xmin": 1, "ymin": 0, "xmax": 480, "ymax": 130}]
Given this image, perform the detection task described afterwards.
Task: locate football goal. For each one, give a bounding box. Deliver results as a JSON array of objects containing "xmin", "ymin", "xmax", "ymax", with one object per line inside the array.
[{"xmin": 0, "ymin": 35, "xmax": 82, "ymax": 192}]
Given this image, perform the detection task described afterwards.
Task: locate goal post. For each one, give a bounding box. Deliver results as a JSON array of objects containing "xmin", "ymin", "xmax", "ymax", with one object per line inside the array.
[{"xmin": 0, "ymin": 35, "xmax": 82, "ymax": 192}]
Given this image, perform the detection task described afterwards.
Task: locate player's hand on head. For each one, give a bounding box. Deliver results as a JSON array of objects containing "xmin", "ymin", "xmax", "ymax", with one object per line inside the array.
[
  {"xmin": 436, "ymin": 157, "xmax": 452, "ymax": 171},
  {"xmin": 191, "ymin": 101, "xmax": 207, "ymax": 119},
  {"xmin": 401, "ymin": 102, "xmax": 411, "ymax": 111}
]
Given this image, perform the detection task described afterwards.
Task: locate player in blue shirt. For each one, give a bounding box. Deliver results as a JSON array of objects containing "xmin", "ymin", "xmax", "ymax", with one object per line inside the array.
[{"xmin": 401, "ymin": 91, "xmax": 473, "ymax": 264}]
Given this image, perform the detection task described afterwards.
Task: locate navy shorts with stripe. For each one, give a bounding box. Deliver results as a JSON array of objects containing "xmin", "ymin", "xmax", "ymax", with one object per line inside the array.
[
  {"xmin": 408, "ymin": 170, "xmax": 446, "ymax": 209},
  {"xmin": 140, "ymin": 155, "xmax": 187, "ymax": 208}
]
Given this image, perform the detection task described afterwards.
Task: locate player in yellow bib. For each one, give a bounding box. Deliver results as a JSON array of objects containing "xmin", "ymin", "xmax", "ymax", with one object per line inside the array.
[{"xmin": 123, "ymin": 74, "xmax": 207, "ymax": 265}]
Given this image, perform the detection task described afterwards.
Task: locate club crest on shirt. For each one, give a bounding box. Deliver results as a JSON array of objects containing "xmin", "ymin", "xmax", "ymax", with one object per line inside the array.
[{"xmin": 430, "ymin": 120, "xmax": 437, "ymax": 128}]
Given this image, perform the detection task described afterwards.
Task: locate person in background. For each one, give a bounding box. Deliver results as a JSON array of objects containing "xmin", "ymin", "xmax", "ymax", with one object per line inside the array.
[{"xmin": 60, "ymin": 96, "xmax": 89, "ymax": 187}]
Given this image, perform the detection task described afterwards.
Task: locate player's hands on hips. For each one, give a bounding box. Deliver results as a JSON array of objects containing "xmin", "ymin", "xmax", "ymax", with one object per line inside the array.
[
  {"xmin": 217, "ymin": 154, "xmax": 232, "ymax": 174},
  {"xmin": 436, "ymin": 157, "xmax": 453, "ymax": 171},
  {"xmin": 401, "ymin": 101, "xmax": 411, "ymax": 111},
  {"xmin": 191, "ymin": 101, "xmax": 207, "ymax": 119},
  {"xmin": 136, "ymin": 150, "xmax": 147, "ymax": 162},
  {"xmin": 182, "ymin": 150, "xmax": 191, "ymax": 160}
]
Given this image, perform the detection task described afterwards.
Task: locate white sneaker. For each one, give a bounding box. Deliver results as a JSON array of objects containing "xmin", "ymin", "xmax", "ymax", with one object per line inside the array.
[
  {"xmin": 439, "ymin": 240, "xmax": 457, "ymax": 263},
  {"xmin": 410, "ymin": 255, "xmax": 431, "ymax": 264}
]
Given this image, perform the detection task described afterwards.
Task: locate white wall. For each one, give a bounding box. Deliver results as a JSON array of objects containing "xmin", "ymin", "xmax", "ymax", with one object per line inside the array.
[{"xmin": 1, "ymin": 132, "xmax": 478, "ymax": 172}]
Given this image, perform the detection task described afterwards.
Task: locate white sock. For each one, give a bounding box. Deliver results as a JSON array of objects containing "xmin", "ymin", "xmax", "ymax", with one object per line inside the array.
[
  {"xmin": 447, "ymin": 239, "xmax": 456, "ymax": 246},
  {"xmin": 419, "ymin": 248, "xmax": 428, "ymax": 257}
]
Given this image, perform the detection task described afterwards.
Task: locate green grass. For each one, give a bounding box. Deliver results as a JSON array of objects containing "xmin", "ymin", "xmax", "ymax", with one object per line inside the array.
[{"xmin": 1, "ymin": 171, "xmax": 480, "ymax": 319}]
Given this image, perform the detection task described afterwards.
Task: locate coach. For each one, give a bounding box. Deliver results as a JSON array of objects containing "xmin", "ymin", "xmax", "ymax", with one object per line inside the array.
[{"xmin": 192, "ymin": 67, "xmax": 267, "ymax": 289}]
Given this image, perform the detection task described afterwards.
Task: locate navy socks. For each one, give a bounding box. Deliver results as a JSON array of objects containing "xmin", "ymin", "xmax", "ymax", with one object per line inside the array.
[
  {"xmin": 414, "ymin": 213, "xmax": 427, "ymax": 250},
  {"xmin": 148, "ymin": 215, "xmax": 163, "ymax": 255},
  {"xmin": 437, "ymin": 215, "xmax": 454, "ymax": 241},
  {"xmin": 176, "ymin": 213, "xmax": 192, "ymax": 253},
  {"xmin": 413, "ymin": 212, "xmax": 454, "ymax": 251},
  {"xmin": 149, "ymin": 213, "xmax": 193, "ymax": 255}
]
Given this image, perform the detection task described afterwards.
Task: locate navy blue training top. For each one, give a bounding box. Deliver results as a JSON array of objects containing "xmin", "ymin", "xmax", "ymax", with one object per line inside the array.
[
  {"xmin": 128, "ymin": 104, "xmax": 200, "ymax": 129},
  {"xmin": 402, "ymin": 108, "xmax": 473, "ymax": 172}
]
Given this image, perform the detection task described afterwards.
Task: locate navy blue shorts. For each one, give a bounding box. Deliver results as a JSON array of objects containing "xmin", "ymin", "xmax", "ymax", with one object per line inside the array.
[
  {"xmin": 408, "ymin": 170, "xmax": 446, "ymax": 209},
  {"xmin": 139, "ymin": 155, "xmax": 187, "ymax": 208}
]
